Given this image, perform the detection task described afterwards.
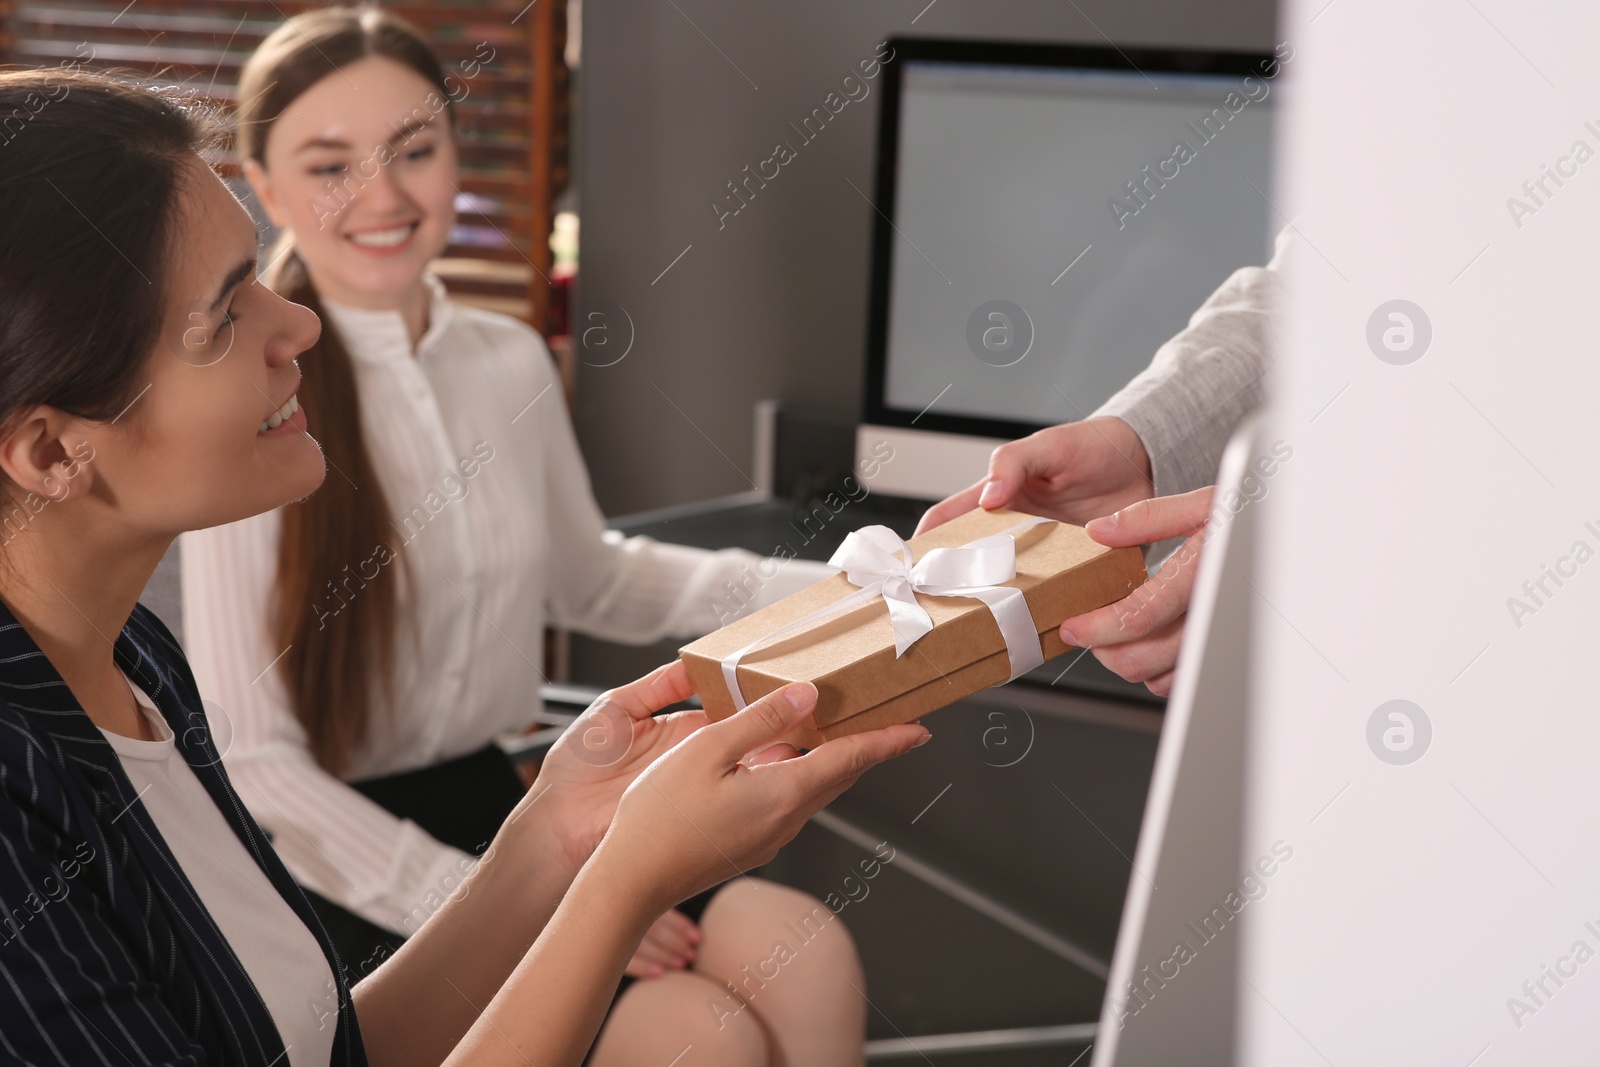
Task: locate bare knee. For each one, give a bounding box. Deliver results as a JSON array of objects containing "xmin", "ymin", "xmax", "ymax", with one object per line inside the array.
[
  {"xmin": 696, "ymin": 879, "xmax": 863, "ymax": 991},
  {"xmin": 695, "ymin": 880, "xmax": 867, "ymax": 1067},
  {"xmin": 589, "ymin": 971, "xmax": 769, "ymax": 1067}
]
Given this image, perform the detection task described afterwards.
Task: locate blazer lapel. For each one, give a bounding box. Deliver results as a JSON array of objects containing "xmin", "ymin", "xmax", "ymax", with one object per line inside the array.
[
  {"xmin": 0, "ymin": 600, "xmax": 293, "ymax": 1064},
  {"xmin": 118, "ymin": 607, "xmax": 364, "ymax": 992},
  {"xmin": 0, "ymin": 597, "xmax": 367, "ymax": 1066},
  {"xmin": 119, "ymin": 604, "xmax": 367, "ymax": 1064}
]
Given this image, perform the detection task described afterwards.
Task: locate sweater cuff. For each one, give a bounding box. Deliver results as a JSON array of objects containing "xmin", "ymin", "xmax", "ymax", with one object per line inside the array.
[
  {"xmin": 1095, "ymin": 381, "xmax": 1233, "ymax": 500},
  {"xmin": 367, "ymin": 821, "xmax": 477, "ymax": 938}
]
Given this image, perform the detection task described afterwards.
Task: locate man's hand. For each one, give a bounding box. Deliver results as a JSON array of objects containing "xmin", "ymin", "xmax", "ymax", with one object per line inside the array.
[
  {"xmin": 916, "ymin": 417, "xmax": 1154, "ymax": 535},
  {"xmin": 1057, "ymin": 486, "xmax": 1215, "ymax": 697}
]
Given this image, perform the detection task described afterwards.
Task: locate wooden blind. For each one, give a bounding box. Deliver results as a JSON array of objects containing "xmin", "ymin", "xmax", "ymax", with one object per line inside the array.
[{"xmin": 0, "ymin": 0, "xmax": 568, "ymax": 331}]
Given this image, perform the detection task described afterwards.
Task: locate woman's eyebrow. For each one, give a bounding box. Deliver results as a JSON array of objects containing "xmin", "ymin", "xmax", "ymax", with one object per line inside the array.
[
  {"xmin": 209, "ymin": 256, "xmax": 257, "ymax": 313},
  {"xmin": 295, "ymin": 135, "xmax": 351, "ymax": 154},
  {"xmin": 390, "ymin": 117, "xmax": 432, "ymax": 143},
  {"xmin": 294, "ymin": 118, "xmax": 435, "ymax": 155}
]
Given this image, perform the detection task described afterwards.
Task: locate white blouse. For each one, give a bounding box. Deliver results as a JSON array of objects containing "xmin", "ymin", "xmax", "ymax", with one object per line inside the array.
[
  {"xmin": 107, "ymin": 672, "xmax": 336, "ymax": 1067},
  {"xmin": 181, "ymin": 273, "xmax": 831, "ymax": 934}
]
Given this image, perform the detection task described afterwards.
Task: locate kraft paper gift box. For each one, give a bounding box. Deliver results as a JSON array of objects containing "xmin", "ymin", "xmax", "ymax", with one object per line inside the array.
[{"xmin": 679, "ymin": 506, "xmax": 1148, "ymax": 749}]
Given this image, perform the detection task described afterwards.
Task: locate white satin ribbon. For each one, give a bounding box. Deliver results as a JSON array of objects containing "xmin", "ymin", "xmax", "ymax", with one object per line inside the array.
[{"xmin": 720, "ymin": 516, "xmax": 1051, "ymax": 712}]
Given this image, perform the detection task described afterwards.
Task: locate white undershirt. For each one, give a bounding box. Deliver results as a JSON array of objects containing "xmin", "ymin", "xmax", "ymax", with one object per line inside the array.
[{"xmin": 101, "ymin": 672, "xmax": 337, "ymax": 1067}]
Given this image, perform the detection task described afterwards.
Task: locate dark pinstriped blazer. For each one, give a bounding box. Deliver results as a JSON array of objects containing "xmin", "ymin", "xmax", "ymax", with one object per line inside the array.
[{"xmin": 0, "ymin": 598, "xmax": 367, "ymax": 1066}]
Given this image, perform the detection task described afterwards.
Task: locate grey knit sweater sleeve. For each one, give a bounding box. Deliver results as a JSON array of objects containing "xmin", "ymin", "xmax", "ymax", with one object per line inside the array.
[{"xmin": 1092, "ymin": 231, "xmax": 1286, "ymax": 497}]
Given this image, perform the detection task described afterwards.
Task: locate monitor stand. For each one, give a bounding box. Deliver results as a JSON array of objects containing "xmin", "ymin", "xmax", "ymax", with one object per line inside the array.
[{"xmin": 855, "ymin": 423, "xmax": 1007, "ymax": 502}]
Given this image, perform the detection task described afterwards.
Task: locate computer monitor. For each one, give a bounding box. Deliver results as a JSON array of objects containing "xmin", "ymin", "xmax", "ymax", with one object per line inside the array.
[{"xmin": 857, "ymin": 38, "xmax": 1281, "ymax": 499}]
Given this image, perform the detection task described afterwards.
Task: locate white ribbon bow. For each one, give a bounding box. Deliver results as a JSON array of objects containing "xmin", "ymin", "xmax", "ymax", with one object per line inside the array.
[{"xmin": 720, "ymin": 517, "xmax": 1050, "ymax": 712}]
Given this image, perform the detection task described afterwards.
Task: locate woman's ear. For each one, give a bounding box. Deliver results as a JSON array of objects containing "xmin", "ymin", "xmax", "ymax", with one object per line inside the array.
[
  {"xmin": 0, "ymin": 409, "xmax": 97, "ymax": 506},
  {"xmin": 242, "ymin": 158, "xmax": 287, "ymax": 229}
]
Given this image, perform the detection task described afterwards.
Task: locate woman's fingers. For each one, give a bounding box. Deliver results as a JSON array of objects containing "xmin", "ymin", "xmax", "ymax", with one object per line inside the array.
[
  {"xmin": 657, "ymin": 907, "xmax": 701, "ymax": 942},
  {"xmin": 973, "ymin": 432, "xmax": 1058, "ymax": 511},
  {"xmin": 1091, "ymin": 616, "xmax": 1187, "ymax": 685},
  {"xmin": 703, "ymin": 698, "xmax": 928, "ymax": 831},
  {"xmin": 918, "ymin": 420, "xmax": 1155, "ymax": 535},
  {"xmin": 1143, "ymin": 668, "xmax": 1177, "ymax": 697},
  {"xmin": 627, "ymin": 910, "xmax": 699, "ymax": 977},
  {"xmin": 784, "ymin": 723, "xmax": 931, "ymax": 800},
  {"xmin": 650, "ymin": 909, "xmax": 699, "ymax": 958},
  {"xmin": 915, "ymin": 479, "xmax": 987, "ymax": 536},
  {"xmin": 700, "ymin": 683, "xmax": 819, "ymax": 764},
  {"xmin": 743, "ymin": 741, "xmax": 801, "ymax": 767},
  {"xmin": 624, "ymin": 957, "xmax": 663, "ymax": 979},
  {"xmin": 546, "ymin": 664, "xmax": 702, "ymax": 785},
  {"xmin": 1060, "ymin": 534, "xmax": 1202, "ymax": 648},
  {"xmin": 917, "ymin": 428, "xmax": 1070, "ymax": 534},
  {"xmin": 1054, "ymin": 485, "xmax": 1215, "ymax": 690},
  {"xmin": 639, "ymin": 919, "xmax": 694, "ymax": 965},
  {"xmin": 602, "ymin": 694, "xmax": 931, "ymax": 910},
  {"xmin": 624, "ymin": 939, "xmax": 671, "ymax": 977},
  {"xmin": 630, "ymin": 938, "xmax": 672, "ymax": 969},
  {"xmin": 1085, "ymin": 486, "xmax": 1215, "ymax": 548},
  {"xmin": 593, "ymin": 661, "xmax": 697, "ymax": 724}
]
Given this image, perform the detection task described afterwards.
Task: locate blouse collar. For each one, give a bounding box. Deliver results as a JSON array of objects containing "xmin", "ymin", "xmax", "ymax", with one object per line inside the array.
[{"xmin": 318, "ymin": 271, "xmax": 456, "ymax": 366}]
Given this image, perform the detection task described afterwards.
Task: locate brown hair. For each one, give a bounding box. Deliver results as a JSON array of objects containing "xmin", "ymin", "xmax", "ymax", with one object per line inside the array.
[
  {"xmin": 236, "ymin": 7, "xmax": 452, "ymax": 775},
  {"xmin": 0, "ymin": 69, "xmax": 224, "ymax": 500}
]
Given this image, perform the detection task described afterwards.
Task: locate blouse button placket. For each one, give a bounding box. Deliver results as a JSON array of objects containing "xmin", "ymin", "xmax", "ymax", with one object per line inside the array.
[{"xmin": 405, "ymin": 349, "xmax": 479, "ymax": 755}]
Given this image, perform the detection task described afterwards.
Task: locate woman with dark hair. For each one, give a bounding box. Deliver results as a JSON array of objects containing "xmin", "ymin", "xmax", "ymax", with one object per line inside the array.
[
  {"xmin": 180, "ymin": 9, "xmax": 870, "ymax": 1065},
  {"xmin": 0, "ymin": 65, "xmax": 924, "ymax": 1067}
]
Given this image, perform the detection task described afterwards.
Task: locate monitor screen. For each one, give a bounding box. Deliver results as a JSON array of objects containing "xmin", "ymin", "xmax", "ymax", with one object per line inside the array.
[{"xmin": 867, "ymin": 42, "xmax": 1279, "ymax": 440}]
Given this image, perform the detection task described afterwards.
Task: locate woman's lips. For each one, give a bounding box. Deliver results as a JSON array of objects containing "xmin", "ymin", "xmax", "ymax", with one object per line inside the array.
[
  {"xmin": 259, "ymin": 406, "xmax": 307, "ymax": 437},
  {"xmin": 259, "ymin": 393, "xmax": 306, "ymax": 437},
  {"xmin": 345, "ymin": 221, "xmax": 420, "ymax": 257}
]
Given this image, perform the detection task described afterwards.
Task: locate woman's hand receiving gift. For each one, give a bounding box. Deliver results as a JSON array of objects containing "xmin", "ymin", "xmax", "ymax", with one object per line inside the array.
[
  {"xmin": 591, "ymin": 675, "xmax": 930, "ymax": 916},
  {"xmin": 515, "ymin": 662, "xmax": 709, "ymax": 873},
  {"xmin": 516, "ymin": 661, "xmax": 929, "ymax": 899}
]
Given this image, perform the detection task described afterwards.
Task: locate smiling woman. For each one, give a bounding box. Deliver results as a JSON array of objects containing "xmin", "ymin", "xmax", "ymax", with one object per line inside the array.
[
  {"xmin": 0, "ymin": 63, "xmax": 926, "ymax": 1067},
  {"xmin": 0, "ymin": 66, "xmax": 345, "ymax": 1065},
  {"xmin": 173, "ymin": 10, "xmax": 880, "ymax": 1067},
  {"xmin": 229, "ymin": 9, "xmax": 460, "ymax": 780},
  {"xmin": 0, "ymin": 74, "xmax": 325, "ymax": 567}
]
